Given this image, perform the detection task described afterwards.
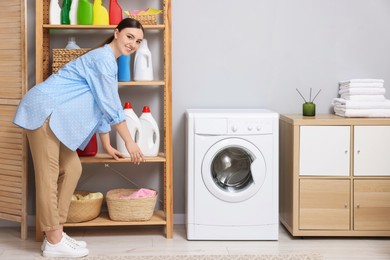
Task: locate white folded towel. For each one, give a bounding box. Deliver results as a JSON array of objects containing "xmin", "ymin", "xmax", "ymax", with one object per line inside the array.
[
  {"xmin": 340, "ymin": 94, "xmax": 386, "ymax": 101},
  {"xmin": 339, "ymin": 79, "xmax": 384, "ymax": 84},
  {"xmin": 334, "ymin": 107, "xmax": 390, "ymax": 117},
  {"xmin": 339, "ymin": 82, "xmax": 384, "ymax": 89},
  {"xmin": 338, "ymin": 87, "xmax": 386, "ymax": 95},
  {"xmin": 332, "ymin": 98, "xmax": 390, "ymax": 109}
]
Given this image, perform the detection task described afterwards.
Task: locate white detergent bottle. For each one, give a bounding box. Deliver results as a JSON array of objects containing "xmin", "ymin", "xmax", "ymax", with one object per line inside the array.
[
  {"xmin": 133, "ymin": 39, "xmax": 154, "ymax": 81},
  {"xmin": 49, "ymin": 0, "xmax": 61, "ymax": 25},
  {"xmin": 139, "ymin": 106, "xmax": 160, "ymax": 156},
  {"xmin": 65, "ymin": 37, "xmax": 80, "ymax": 49},
  {"xmin": 69, "ymin": 0, "xmax": 79, "ymax": 25},
  {"xmin": 116, "ymin": 102, "xmax": 142, "ymax": 157}
]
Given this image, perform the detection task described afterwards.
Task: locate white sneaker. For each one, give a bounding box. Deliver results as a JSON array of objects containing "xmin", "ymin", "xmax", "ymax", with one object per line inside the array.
[
  {"xmin": 42, "ymin": 236, "xmax": 89, "ymax": 258},
  {"xmin": 63, "ymin": 232, "xmax": 88, "ymax": 248},
  {"xmin": 41, "ymin": 232, "xmax": 87, "ymax": 251}
]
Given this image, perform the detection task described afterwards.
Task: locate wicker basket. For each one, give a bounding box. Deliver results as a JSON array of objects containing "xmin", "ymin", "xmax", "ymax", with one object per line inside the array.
[
  {"xmin": 52, "ymin": 48, "xmax": 91, "ymax": 74},
  {"xmin": 106, "ymin": 188, "xmax": 157, "ymax": 221},
  {"xmin": 127, "ymin": 14, "xmax": 157, "ymax": 25},
  {"xmin": 66, "ymin": 191, "xmax": 103, "ymax": 223}
]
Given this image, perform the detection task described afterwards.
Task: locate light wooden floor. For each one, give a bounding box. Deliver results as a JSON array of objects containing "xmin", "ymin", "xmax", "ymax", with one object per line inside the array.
[{"xmin": 0, "ymin": 224, "xmax": 389, "ymax": 260}]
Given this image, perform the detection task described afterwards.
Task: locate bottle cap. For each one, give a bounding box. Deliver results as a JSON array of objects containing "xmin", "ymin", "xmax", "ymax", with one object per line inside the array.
[
  {"xmin": 124, "ymin": 102, "xmax": 132, "ymax": 109},
  {"xmin": 142, "ymin": 106, "xmax": 151, "ymax": 113}
]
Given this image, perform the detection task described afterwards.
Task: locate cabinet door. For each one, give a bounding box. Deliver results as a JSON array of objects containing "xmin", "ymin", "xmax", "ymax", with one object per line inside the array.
[
  {"xmin": 299, "ymin": 179, "xmax": 350, "ymax": 230},
  {"xmin": 354, "ymin": 180, "xmax": 390, "ymax": 230},
  {"xmin": 354, "ymin": 126, "xmax": 390, "ymax": 176},
  {"xmin": 300, "ymin": 126, "xmax": 350, "ymax": 176}
]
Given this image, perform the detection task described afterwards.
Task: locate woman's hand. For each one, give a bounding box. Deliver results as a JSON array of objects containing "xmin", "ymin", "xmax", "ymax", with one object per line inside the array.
[
  {"xmin": 125, "ymin": 140, "xmax": 145, "ymax": 164},
  {"xmin": 105, "ymin": 145, "xmax": 124, "ymax": 161}
]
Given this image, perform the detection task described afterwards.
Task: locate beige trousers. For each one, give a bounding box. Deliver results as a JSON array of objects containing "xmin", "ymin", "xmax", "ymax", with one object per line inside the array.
[{"xmin": 26, "ymin": 119, "xmax": 82, "ymax": 231}]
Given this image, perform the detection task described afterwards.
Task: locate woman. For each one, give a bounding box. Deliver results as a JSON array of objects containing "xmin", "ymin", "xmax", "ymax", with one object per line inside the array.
[{"xmin": 13, "ymin": 18, "xmax": 145, "ymax": 258}]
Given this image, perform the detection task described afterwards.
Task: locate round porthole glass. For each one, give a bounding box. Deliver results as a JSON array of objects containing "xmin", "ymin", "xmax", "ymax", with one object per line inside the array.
[{"xmin": 211, "ymin": 147, "xmax": 253, "ymax": 192}]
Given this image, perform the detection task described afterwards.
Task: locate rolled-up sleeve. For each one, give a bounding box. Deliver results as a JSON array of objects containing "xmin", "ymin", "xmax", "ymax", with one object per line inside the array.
[{"xmin": 96, "ymin": 118, "xmax": 111, "ymax": 133}]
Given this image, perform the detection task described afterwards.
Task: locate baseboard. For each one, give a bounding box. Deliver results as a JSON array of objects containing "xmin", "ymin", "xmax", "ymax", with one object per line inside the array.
[{"xmin": 0, "ymin": 214, "xmax": 186, "ymax": 227}]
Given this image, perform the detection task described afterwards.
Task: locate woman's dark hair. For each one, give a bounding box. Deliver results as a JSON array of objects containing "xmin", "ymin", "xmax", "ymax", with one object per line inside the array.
[{"xmin": 100, "ymin": 18, "xmax": 144, "ymax": 46}]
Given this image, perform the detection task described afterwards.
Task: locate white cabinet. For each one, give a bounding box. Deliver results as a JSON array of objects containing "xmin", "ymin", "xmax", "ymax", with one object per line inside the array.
[
  {"xmin": 280, "ymin": 114, "xmax": 390, "ymax": 236},
  {"xmin": 354, "ymin": 126, "xmax": 390, "ymax": 176},
  {"xmin": 299, "ymin": 126, "xmax": 350, "ymax": 176}
]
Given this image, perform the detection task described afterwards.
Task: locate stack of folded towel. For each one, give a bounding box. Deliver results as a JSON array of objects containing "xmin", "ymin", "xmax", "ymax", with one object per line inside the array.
[{"xmin": 332, "ymin": 79, "xmax": 390, "ymax": 117}]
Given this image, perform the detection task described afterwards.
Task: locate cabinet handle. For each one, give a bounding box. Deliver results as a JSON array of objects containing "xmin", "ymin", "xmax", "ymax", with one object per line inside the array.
[
  {"xmin": 356, "ymin": 204, "xmax": 360, "ymax": 208},
  {"xmin": 344, "ymin": 204, "xmax": 348, "ymax": 208},
  {"xmin": 344, "ymin": 150, "xmax": 348, "ymax": 154},
  {"xmin": 357, "ymin": 150, "xmax": 360, "ymax": 154}
]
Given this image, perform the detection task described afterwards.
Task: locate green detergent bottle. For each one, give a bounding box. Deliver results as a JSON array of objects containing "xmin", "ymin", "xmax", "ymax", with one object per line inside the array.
[
  {"xmin": 60, "ymin": 0, "xmax": 71, "ymax": 24},
  {"xmin": 78, "ymin": 0, "xmax": 93, "ymax": 25}
]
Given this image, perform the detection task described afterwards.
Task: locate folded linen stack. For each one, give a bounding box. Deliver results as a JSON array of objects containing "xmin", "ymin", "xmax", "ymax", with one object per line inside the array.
[{"xmin": 332, "ymin": 79, "xmax": 390, "ymax": 117}]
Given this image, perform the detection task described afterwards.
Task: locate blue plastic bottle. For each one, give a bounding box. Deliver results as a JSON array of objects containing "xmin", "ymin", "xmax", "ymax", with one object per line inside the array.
[{"xmin": 118, "ymin": 55, "xmax": 131, "ymax": 82}]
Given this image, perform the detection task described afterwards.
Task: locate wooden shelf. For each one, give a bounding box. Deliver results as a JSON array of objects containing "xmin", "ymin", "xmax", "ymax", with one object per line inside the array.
[
  {"xmin": 35, "ymin": 0, "xmax": 173, "ymax": 241},
  {"xmin": 118, "ymin": 81, "xmax": 165, "ymax": 86},
  {"xmin": 43, "ymin": 24, "xmax": 165, "ymax": 30},
  {"xmin": 64, "ymin": 211, "xmax": 166, "ymax": 227},
  {"xmin": 79, "ymin": 153, "xmax": 166, "ymax": 163}
]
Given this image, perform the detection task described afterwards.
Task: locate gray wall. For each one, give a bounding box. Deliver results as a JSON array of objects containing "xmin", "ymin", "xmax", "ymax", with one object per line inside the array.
[{"xmin": 24, "ymin": 0, "xmax": 390, "ymax": 219}]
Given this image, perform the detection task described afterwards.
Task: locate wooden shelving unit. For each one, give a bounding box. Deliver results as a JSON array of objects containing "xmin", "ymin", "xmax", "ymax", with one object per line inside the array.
[
  {"xmin": 35, "ymin": 0, "xmax": 172, "ymax": 241},
  {"xmin": 64, "ymin": 211, "xmax": 166, "ymax": 227}
]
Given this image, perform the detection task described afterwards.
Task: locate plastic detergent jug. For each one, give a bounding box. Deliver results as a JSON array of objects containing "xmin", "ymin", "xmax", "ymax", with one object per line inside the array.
[
  {"xmin": 133, "ymin": 39, "xmax": 154, "ymax": 81},
  {"xmin": 49, "ymin": 0, "xmax": 61, "ymax": 25},
  {"xmin": 78, "ymin": 0, "xmax": 93, "ymax": 25},
  {"xmin": 116, "ymin": 102, "xmax": 142, "ymax": 157},
  {"xmin": 93, "ymin": 0, "xmax": 109, "ymax": 25},
  {"xmin": 109, "ymin": 0, "xmax": 122, "ymax": 25},
  {"xmin": 118, "ymin": 55, "xmax": 131, "ymax": 81},
  {"xmin": 139, "ymin": 106, "xmax": 160, "ymax": 156},
  {"xmin": 69, "ymin": 0, "xmax": 79, "ymax": 25},
  {"xmin": 60, "ymin": 0, "xmax": 71, "ymax": 24},
  {"xmin": 77, "ymin": 134, "xmax": 97, "ymax": 156},
  {"xmin": 65, "ymin": 37, "xmax": 80, "ymax": 49}
]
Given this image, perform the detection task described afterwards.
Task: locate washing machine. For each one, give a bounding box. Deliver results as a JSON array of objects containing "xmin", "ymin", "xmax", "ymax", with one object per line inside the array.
[{"xmin": 186, "ymin": 109, "xmax": 279, "ymax": 240}]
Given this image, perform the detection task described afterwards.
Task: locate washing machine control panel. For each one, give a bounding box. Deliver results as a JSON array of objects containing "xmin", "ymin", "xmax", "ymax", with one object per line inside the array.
[{"xmin": 228, "ymin": 118, "xmax": 273, "ymax": 135}]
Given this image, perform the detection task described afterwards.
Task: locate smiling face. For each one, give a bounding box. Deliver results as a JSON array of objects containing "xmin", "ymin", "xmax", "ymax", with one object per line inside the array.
[{"xmin": 112, "ymin": 27, "xmax": 144, "ymax": 58}]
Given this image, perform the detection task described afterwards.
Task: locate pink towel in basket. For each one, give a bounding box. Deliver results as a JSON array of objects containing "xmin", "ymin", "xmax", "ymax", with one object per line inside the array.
[{"xmin": 120, "ymin": 188, "xmax": 156, "ymax": 199}]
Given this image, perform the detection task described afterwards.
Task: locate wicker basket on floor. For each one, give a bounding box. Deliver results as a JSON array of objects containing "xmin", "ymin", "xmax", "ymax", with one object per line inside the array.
[
  {"xmin": 52, "ymin": 48, "xmax": 91, "ymax": 73},
  {"xmin": 127, "ymin": 14, "xmax": 157, "ymax": 25},
  {"xmin": 106, "ymin": 188, "xmax": 157, "ymax": 222},
  {"xmin": 66, "ymin": 191, "xmax": 103, "ymax": 223}
]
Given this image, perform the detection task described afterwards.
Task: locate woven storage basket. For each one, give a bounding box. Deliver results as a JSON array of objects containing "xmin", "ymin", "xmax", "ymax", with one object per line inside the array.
[
  {"xmin": 66, "ymin": 191, "xmax": 103, "ymax": 223},
  {"xmin": 52, "ymin": 48, "xmax": 91, "ymax": 73},
  {"xmin": 106, "ymin": 188, "xmax": 157, "ymax": 221},
  {"xmin": 127, "ymin": 14, "xmax": 157, "ymax": 25}
]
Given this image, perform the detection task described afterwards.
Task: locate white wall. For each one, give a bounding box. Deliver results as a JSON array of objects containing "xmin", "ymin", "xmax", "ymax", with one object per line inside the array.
[
  {"xmin": 22, "ymin": 0, "xmax": 390, "ymax": 220},
  {"xmin": 171, "ymin": 0, "xmax": 390, "ymax": 214}
]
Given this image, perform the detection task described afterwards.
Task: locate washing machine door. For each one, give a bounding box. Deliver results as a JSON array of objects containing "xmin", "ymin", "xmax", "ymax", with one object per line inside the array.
[{"xmin": 201, "ymin": 137, "xmax": 266, "ymax": 203}]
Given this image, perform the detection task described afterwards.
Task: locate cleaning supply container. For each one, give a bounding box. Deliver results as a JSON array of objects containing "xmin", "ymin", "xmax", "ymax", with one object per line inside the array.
[
  {"xmin": 49, "ymin": 0, "xmax": 61, "ymax": 25},
  {"xmin": 65, "ymin": 37, "xmax": 81, "ymax": 49},
  {"xmin": 69, "ymin": 0, "xmax": 79, "ymax": 25},
  {"xmin": 116, "ymin": 102, "xmax": 142, "ymax": 157},
  {"xmin": 60, "ymin": 0, "xmax": 72, "ymax": 24},
  {"xmin": 133, "ymin": 39, "xmax": 153, "ymax": 81},
  {"xmin": 118, "ymin": 55, "xmax": 131, "ymax": 82},
  {"xmin": 77, "ymin": 134, "xmax": 97, "ymax": 156},
  {"xmin": 139, "ymin": 106, "xmax": 160, "ymax": 156},
  {"xmin": 109, "ymin": 0, "xmax": 122, "ymax": 25},
  {"xmin": 78, "ymin": 0, "xmax": 93, "ymax": 25},
  {"xmin": 93, "ymin": 0, "xmax": 109, "ymax": 25}
]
